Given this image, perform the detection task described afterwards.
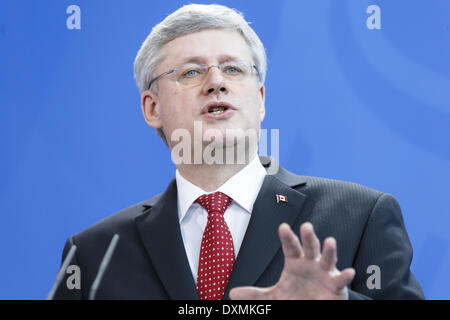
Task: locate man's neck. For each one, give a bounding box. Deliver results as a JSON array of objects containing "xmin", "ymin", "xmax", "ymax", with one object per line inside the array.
[{"xmin": 176, "ymin": 152, "xmax": 257, "ymax": 192}]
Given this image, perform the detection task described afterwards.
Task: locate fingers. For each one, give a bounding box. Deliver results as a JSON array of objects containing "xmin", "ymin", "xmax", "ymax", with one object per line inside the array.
[
  {"xmin": 300, "ymin": 222, "xmax": 320, "ymax": 260},
  {"xmin": 333, "ymin": 268, "xmax": 356, "ymax": 289},
  {"xmin": 279, "ymin": 222, "xmax": 339, "ymax": 272},
  {"xmin": 320, "ymin": 237, "xmax": 337, "ymax": 271},
  {"xmin": 229, "ymin": 286, "xmax": 269, "ymax": 300},
  {"xmin": 279, "ymin": 222, "xmax": 321, "ymax": 260},
  {"xmin": 279, "ymin": 223, "xmax": 303, "ymax": 259}
]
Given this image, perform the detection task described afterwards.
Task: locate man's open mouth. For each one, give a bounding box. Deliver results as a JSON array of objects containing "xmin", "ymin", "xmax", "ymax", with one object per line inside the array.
[
  {"xmin": 202, "ymin": 101, "xmax": 236, "ymax": 115},
  {"xmin": 208, "ymin": 106, "xmax": 228, "ymax": 114}
]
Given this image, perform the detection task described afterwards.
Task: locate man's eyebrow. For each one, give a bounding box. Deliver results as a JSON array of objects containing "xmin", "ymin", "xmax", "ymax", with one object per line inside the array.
[
  {"xmin": 179, "ymin": 56, "xmax": 204, "ymax": 65},
  {"xmin": 178, "ymin": 54, "xmax": 243, "ymax": 65}
]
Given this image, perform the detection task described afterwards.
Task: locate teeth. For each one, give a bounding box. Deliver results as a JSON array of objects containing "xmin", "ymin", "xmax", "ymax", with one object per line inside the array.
[{"xmin": 209, "ymin": 106, "xmax": 226, "ymax": 113}]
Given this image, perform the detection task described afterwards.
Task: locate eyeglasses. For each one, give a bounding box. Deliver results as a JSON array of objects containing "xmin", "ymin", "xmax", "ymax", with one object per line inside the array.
[{"xmin": 147, "ymin": 61, "xmax": 260, "ymax": 90}]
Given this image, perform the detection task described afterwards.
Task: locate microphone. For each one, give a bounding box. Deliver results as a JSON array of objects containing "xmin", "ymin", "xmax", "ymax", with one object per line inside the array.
[
  {"xmin": 88, "ymin": 234, "xmax": 120, "ymax": 300},
  {"xmin": 46, "ymin": 244, "xmax": 77, "ymax": 300}
]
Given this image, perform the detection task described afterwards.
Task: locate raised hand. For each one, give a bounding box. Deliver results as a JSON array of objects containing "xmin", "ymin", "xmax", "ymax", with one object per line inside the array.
[{"xmin": 229, "ymin": 222, "xmax": 355, "ymax": 300}]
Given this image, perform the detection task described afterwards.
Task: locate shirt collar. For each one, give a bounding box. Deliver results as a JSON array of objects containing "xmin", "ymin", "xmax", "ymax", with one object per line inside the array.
[{"xmin": 176, "ymin": 155, "xmax": 267, "ymax": 222}]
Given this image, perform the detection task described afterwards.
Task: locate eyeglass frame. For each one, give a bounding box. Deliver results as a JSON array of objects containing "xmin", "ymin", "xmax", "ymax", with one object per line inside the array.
[{"xmin": 147, "ymin": 61, "xmax": 261, "ymax": 91}]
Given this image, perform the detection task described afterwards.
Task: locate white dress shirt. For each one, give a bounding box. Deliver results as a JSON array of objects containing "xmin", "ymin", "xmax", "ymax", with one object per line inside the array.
[{"xmin": 175, "ymin": 156, "xmax": 267, "ymax": 283}]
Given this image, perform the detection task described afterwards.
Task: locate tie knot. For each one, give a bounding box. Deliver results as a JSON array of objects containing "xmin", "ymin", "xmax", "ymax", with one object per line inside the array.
[{"xmin": 195, "ymin": 191, "xmax": 232, "ymax": 215}]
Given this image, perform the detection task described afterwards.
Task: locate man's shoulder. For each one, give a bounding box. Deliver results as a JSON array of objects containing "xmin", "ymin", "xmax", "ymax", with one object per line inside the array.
[
  {"xmin": 300, "ymin": 174, "xmax": 383, "ymax": 198},
  {"xmin": 274, "ymin": 166, "xmax": 387, "ymax": 215},
  {"xmin": 265, "ymin": 156, "xmax": 384, "ymax": 201},
  {"xmin": 274, "ymin": 163, "xmax": 383, "ymax": 200},
  {"xmin": 72, "ymin": 192, "xmax": 164, "ymax": 241}
]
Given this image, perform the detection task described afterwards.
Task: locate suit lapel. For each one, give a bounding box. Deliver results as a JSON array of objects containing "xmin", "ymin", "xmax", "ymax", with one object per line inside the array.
[
  {"xmin": 224, "ymin": 162, "xmax": 309, "ymax": 299},
  {"xmin": 134, "ymin": 179, "xmax": 198, "ymax": 300}
]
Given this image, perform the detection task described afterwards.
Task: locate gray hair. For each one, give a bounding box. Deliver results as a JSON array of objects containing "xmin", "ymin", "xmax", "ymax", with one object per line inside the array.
[{"xmin": 133, "ymin": 3, "xmax": 267, "ymax": 144}]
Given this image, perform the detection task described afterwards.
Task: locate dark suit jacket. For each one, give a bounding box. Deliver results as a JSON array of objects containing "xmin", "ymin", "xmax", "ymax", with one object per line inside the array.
[{"xmin": 54, "ymin": 156, "xmax": 424, "ymax": 300}]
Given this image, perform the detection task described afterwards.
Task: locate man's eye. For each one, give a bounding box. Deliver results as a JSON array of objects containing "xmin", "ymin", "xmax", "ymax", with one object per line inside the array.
[
  {"xmin": 183, "ymin": 70, "xmax": 200, "ymax": 77},
  {"xmin": 224, "ymin": 66, "xmax": 242, "ymax": 74}
]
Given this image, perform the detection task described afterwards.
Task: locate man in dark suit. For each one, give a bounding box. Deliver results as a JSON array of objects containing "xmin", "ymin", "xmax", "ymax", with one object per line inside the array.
[{"xmin": 53, "ymin": 4, "xmax": 424, "ymax": 300}]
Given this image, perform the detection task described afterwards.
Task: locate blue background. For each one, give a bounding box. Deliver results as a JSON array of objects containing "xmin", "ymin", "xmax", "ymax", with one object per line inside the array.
[{"xmin": 1, "ymin": 0, "xmax": 449, "ymax": 299}]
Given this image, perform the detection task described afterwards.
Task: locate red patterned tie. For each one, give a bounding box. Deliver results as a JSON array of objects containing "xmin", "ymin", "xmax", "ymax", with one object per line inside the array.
[{"xmin": 195, "ymin": 192, "xmax": 234, "ymax": 300}]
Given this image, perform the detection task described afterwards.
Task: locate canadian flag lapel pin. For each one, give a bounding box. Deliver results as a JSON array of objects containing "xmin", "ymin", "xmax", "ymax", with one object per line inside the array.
[{"xmin": 276, "ymin": 194, "xmax": 288, "ymax": 203}]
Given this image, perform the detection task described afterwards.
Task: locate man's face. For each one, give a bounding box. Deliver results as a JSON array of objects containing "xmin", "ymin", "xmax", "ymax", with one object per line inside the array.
[{"xmin": 142, "ymin": 28, "xmax": 265, "ymax": 152}]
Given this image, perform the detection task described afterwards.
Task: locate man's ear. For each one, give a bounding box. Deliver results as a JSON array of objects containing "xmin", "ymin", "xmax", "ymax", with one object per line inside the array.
[
  {"xmin": 259, "ymin": 84, "xmax": 266, "ymax": 122},
  {"xmin": 141, "ymin": 90, "xmax": 163, "ymax": 129}
]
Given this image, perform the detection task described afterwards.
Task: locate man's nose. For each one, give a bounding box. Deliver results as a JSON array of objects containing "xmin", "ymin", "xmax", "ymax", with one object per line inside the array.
[{"xmin": 202, "ymin": 66, "xmax": 228, "ymax": 95}]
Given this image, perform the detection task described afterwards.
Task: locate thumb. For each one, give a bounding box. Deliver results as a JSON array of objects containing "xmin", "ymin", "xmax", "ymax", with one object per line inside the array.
[{"xmin": 229, "ymin": 286, "xmax": 269, "ymax": 300}]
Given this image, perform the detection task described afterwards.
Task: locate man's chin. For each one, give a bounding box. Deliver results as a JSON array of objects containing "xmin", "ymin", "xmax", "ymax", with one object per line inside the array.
[{"xmin": 201, "ymin": 129, "xmax": 258, "ymax": 163}]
